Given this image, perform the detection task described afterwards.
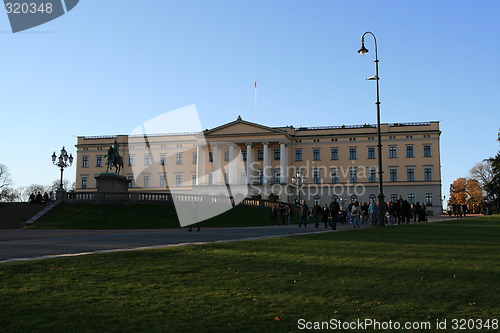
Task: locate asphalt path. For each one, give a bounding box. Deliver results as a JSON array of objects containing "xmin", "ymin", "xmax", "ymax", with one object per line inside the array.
[{"xmin": 0, "ymin": 215, "xmax": 459, "ymax": 263}]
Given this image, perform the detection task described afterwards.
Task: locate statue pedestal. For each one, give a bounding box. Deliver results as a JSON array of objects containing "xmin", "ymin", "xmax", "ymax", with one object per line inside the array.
[{"xmin": 95, "ymin": 173, "xmax": 130, "ymax": 193}]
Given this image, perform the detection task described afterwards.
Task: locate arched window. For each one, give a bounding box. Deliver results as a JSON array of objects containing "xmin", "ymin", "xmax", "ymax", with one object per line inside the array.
[
  {"xmin": 351, "ymin": 194, "xmax": 358, "ymax": 202},
  {"xmin": 369, "ymin": 194, "xmax": 376, "ymax": 203},
  {"xmin": 332, "ymin": 195, "xmax": 339, "ymax": 202},
  {"xmin": 314, "ymin": 195, "xmax": 321, "ymax": 204}
]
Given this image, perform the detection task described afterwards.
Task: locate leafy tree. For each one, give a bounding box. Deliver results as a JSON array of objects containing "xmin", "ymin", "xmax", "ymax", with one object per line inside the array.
[
  {"xmin": 449, "ymin": 178, "xmax": 467, "ymax": 205},
  {"xmin": 449, "ymin": 177, "xmax": 483, "ymax": 212},
  {"xmin": 484, "ymin": 152, "xmax": 500, "ymax": 210}
]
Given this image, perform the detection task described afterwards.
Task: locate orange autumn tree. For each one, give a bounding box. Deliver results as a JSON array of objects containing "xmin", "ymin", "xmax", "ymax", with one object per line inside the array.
[{"xmin": 449, "ymin": 177, "xmax": 483, "ymax": 212}]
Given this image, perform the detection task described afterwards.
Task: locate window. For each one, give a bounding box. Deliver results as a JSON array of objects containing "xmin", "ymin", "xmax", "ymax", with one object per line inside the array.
[
  {"xmin": 313, "ymin": 149, "xmax": 320, "ymax": 161},
  {"xmin": 424, "ymin": 168, "xmax": 432, "ymax": 181},
  {"xmin": 257, "ymin": 170, "xmax": 264, "ymax": 184},
  {"xmin": 144, "ymin": 154, "xmax": 152, "ymax": 166},
  {"xmin": 81, "ymin": 176, "xmax": 88, "ymax": 189},
  {"xmin": 369, "ymin": 194, "xmax": 376, "ymax": 202},
  {"xmin": 175, "ymin": 175, "xmax": 182, "ymax": 187},
  {"xmin": 407, "ymin": 168, "xmax": 415, "ymax": 182},
  {"xmin": 425, "ymin": 193, "xmax": 433, "ymax": 206},
  {"xmin": 423, "ymin": 145, "xmax": 432, "ymax": 157},
  {"xmin": 160, "ymin": 174, "xmax": 166, "ymax": 188},
  {"xmin": 389, "ymin": 146, "xmax": 397, "ymax": 158},
  {"xmin": 96, "ymin": 156, "xmax": 103, "ymax": 167},
  {"xmin": 241, "ymin": 171, "xmax": 247, "ymax": 184},
  {"xmin": 128, "ymin": 155, "xmax": 135, "ymax": 166},
  {"xmin": 143, "ymin": 175, "xmax": 150, "ymax": 188},
  {"xmin": 160, "ymin": 154, "xmax": 167, "ymax": 165},
  {"xmin": 295, "ymin": 149, "xmax": 302, "ymax": 161},
  {"xmin": 82, "ymin": 156, "xmax": 89, "ymax": 168},
  {"xmin": 313, "ymin": 168, "xmax": 321, "ymax": 184},
  {"xmin": 241, "ymin": 150, "xmax": 247, "ymax": 162},
  {"xmin": 314, "ymin": 195, "xmax": 321, "ymax": 204},
  {"xmin": 351, "ymin": 195, "xmax": 357, "ymax": 202},
  {"xmin": 192, "ymin": 153, "xmax": 197, "ymax": 165},
  {"xmin": 368, "ymin": 147, "xmax": 375, "ymax": 159},
  {"xmin": 389, "ymin": 168, "xmax": 398, "ymax": 182},
  {"xmin": 273, "ymin": 170, "xmax": 280, "ymax": 184},
  {"xmin": 408, "ymin": 193, "xmax": 415, "ymax": 203},
  {"xmin": 274, "ymin": 149, "xmax": 280, "ymax": 160},
  {"xmin": 224, "ymin": 151, "xmax": 229, "ymax": 162},
  {"xmin": 330, "ymin": 148, "xmax": 339, "ymax": 160},
  {"xmin": 369, "ymin": 168, "xmax": 376, "ymax": 183},
  {"xmin": 390, "ymin": 194, "xmax": 398, "ymax": 202},
  {"xmin": 349, "ymin": 167, "xmax": 357, "ymax": 183},
  {"xmin": 332, "ymin": 195, "xmax": 339, "ymax": 202},
  {"xmin": 257, "ymin": 150, "xmax": 264, "ymax": 161},
  {"xmin": 330, "ymin": 168, "xmax": 339, "ymax": 184},
  {"xmin": 127, "ymin": 175, "xmax": 134, "ymax": 188},
  {"xmin": 349, "ymin": 147, "xmax": 357, "ymax": 160},
  {"xmin": 192, "ymin": 174, "xmax": 197, "ymax": 186},
  {"xmin": 406, "ymin": 145, "xmax": 414, "ymax": 158},
  {"xmin": 176, "ymin": 153, "xmax": 183, "ymax": 165},
  {"xmin": 209, "ymin": 151, "xmax": 213, "ymax": 163}
]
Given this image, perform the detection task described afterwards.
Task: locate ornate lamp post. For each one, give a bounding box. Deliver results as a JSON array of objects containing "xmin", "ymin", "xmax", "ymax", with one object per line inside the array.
[
  {"xmin": 51, "ymin": 146, "xmax": 73, "ymax": 190},
  {"xmin": 358, "ymin": 31, "xmax": 385, "ymax": 226},
  {"xmin": 291, "ymin": 170, "xmax": 306, "ymax": 207}
]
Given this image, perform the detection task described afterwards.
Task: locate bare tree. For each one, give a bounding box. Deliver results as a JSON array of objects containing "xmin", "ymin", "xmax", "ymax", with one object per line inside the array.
[
  {"xmin": 0, "ymin": 164, "xmax": 12, "ymax": 190},
  {"xmin": 470, "ymin": 160, "xmax": 493, "ymax": 189}
]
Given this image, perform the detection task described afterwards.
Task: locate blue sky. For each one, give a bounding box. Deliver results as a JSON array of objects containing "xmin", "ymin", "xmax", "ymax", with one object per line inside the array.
[{"xmin": 0, "ymin": 0, "xmax": 499, "ymax": 198}]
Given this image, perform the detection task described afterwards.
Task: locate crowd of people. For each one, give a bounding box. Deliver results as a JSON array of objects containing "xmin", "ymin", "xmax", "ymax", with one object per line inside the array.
[
  {"xmin": 270, "ymin": 196, "xmax": 429, "ymax": 229},
  {"xmin": 28, "ymin": 191, "xmax": 55, "ymax": 205}
]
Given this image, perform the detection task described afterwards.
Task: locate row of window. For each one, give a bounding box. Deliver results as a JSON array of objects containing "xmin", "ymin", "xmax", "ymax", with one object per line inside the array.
[
  {"xmin": 81, "ymin": 144, "xmax": 433, "ymax": 168},
  {"xmin": 308, "ymin": 193, "xmax": 434, "ymax": 206}
]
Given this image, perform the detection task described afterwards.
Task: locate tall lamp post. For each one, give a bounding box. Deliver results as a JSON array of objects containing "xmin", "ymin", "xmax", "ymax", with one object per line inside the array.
[
  {"xmin": 51, "ymin": 146, "xmax": 73, "ymax": 190},
  {"xmin": 291, "ymin": 170, "xmax": 306, "ymax": 207},
  {"xmin": 358, "ymin": 31, "xmax": 385, "ymax": 226}
]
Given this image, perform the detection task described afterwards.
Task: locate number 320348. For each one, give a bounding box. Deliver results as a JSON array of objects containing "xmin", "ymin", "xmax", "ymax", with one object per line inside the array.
[{"xmin": 5, "ymin": 2, "xmax": 53, "ymax": 14}]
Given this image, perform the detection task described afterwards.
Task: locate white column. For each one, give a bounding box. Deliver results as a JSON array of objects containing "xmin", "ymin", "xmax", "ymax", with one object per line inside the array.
[
  {"xmin": 280, "ymin": 142, "xmax": 288, "ymax": 184},
  {"xmin": 228, "ymin": 144, "xmax": 238, "ymax": 184},
  {"xmin": 212, "ymin": 144, "xmax": 220, "ymax": 185},
  {"xmin": 196, "ymin": 144, "xmax": 205, "ymax": 185},
  {"xmin": 263, "ymin": 142, "xmax": 270, "ymax": 184},
  {"xmin": 246, "ymin": 143, "xmax": 253, "ymax": 184}
]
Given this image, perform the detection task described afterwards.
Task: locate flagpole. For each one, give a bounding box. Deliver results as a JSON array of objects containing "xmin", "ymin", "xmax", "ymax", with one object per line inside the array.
[{"xmin": 254, "ymin": 81, "xmax": 258, "ymax": 122}]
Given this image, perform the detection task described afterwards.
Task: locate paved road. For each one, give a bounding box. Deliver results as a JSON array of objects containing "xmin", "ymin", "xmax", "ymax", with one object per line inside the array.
[{"xmin": 0, "ymin": 215, "xmax": 461, "ymax": 263}]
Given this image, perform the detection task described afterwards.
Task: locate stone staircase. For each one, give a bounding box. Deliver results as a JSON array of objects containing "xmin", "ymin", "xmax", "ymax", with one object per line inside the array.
[{"xmin": 0, "ymin": 203, "xmax": 53, "ymax": 229}]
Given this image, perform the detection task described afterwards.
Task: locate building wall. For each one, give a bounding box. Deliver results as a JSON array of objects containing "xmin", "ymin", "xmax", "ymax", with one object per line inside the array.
[{"xmin": 74, "ymin": 119, "xmax": 442, "ymax": 214}]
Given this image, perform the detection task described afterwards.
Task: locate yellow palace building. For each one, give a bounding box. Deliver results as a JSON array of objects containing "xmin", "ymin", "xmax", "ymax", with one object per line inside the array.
[{"xmin": 75, "ymin": 116, "xmax": 442, "ymax": 215}]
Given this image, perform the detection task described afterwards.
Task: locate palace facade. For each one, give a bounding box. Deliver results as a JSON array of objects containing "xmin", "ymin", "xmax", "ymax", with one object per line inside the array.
[{"xmin": 75, "ymin": 116, "xmax": 442, "ymax": 215}]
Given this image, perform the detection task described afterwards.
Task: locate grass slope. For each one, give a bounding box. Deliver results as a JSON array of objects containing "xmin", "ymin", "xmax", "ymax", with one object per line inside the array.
[
  {"xmin": 26, "ymin": 203, "xmax": 272, "ymax": 229},
  {"xmin": 2, "ymin": 216, "xmax": 499, "ymax": 332}
]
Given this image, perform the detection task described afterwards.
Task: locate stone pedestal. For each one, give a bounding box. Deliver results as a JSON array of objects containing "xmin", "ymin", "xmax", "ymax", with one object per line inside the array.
[{"xmin": 95, "ymin": 173, "xmax": 130, "ymax": 193}]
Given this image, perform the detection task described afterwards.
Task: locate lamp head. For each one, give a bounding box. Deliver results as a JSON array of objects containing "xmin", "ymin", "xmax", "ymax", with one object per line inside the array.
[{"xmin": 358, "ymin": 42, "xmax": 369, "ymax": 55}]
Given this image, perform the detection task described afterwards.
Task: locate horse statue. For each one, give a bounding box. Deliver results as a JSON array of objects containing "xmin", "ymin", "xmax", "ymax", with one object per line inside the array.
[{"xmin": 104, "ymin": 140, "xmax": 124, "ymax": 174}]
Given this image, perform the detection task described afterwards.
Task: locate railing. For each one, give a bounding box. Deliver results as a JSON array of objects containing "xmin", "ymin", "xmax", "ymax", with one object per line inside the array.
[{"xmin": 62, "ymin": 191, "xmax": 288, "ymax": 208}]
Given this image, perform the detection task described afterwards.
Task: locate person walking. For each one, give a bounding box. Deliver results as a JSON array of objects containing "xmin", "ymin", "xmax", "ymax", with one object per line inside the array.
[{"xmin": 351, "ymin": 201, "xmax": 360, "ymax": 228}]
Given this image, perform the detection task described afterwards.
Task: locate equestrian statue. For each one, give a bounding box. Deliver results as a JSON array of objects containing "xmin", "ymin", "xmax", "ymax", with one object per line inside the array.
[{"xmin": 104, "ymin": 140, "xmax": 124, "ymax": 174}]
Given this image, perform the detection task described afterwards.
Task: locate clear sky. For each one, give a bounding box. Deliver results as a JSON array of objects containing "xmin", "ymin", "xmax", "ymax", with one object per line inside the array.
[{"xmin": 0, "ymin": 0, "xmax": 499, "ymax": 198}]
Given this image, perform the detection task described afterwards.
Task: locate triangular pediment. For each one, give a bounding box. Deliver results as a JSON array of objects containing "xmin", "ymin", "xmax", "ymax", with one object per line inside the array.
[{"xmin": 204, "ymin": 117, "xmax": 288, "ymax": 137}]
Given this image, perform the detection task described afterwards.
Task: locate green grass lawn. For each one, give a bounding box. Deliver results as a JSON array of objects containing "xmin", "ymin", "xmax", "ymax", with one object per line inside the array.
[
  {"xmin": 2, "ymin": 216, "xmax": 499, "ymax": 332},
  {"xmin": 25, "ymin": 203, "xmax": 273, "ymax": 229}
]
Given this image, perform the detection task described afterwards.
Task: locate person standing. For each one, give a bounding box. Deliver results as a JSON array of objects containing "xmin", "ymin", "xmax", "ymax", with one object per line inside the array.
[
  {"xmin": 312, "ymin": 202, "xmax": 321, "ymax": 228},
  {"xmin": 270, "ymin": 206, "xmax": 278, "ymax": 226},
  {"xmin": 329, "ymin": 200, "xmax": 340, "ymax": 230},
  {"xmin": 299, "ymin": 200, "xmax": 309, "ymax": 227},
  {"xmin": 321, "ymin": 204, "xmax": 330, "ymax": 228},
  {"xmin": 351, "ymin": 201, "xmax": 360, "ymax": 228},
  {"xmin": 368, "ymin": 199, "xmax": 378, "ymax": 226}
]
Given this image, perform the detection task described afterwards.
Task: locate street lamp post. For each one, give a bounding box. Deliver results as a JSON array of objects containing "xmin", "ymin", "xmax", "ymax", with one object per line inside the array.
[
  {"xmin": 291, "ymin": 170, "xmax": 306, "ymax": 207},
  {"xmin": 358, "ymin": 31, "xmax": 385, "ymax": 226},
  {"xmin": 51, "ymin": 146, "xmax": 73, "ymax": 191}
]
